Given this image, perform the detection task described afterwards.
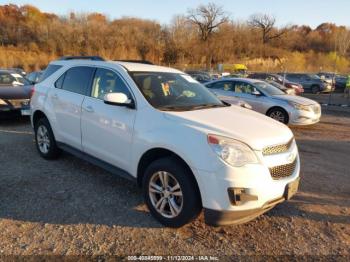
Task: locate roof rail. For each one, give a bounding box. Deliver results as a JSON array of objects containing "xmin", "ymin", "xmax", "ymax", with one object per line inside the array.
[
  {"xmin": 116, "ymin": 60, "xmax": 154, "ymax": 65},
  {"xmin": 58, "ymin": 56, "xmax": 105, "ymax": 61}
]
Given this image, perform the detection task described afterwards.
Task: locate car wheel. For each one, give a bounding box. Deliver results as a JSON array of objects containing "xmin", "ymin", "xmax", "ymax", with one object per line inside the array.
[
  {"xmin": 311, "ymin": 85, "xmax": 320, "ymax": 94},
  {"xmin": 143, "ymin": 157, "xmax": 201, "ymax": 227},
  {"xmin": 268, "ymin": 108, "xmax": 289, "ymax": 124},
  {"xmin": 34, "ymin": 118, "xmax": 60, "ymax": 159}
]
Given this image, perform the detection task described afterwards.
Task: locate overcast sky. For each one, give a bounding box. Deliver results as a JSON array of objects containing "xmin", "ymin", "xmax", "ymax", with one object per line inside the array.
[{"xmin": 1, "ymin": 0, "xmax": 349, "ymax": 28}]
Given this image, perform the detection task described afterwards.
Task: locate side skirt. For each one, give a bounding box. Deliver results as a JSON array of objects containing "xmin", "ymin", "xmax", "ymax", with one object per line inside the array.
[{"xmin": 57, "ymin": 142, "xmax": 137, "ymax": 183}]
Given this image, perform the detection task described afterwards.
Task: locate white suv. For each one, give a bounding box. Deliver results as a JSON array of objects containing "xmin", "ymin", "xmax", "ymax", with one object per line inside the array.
[{"xmin": 30, "ymin": 58, "xmax": 300, "ymax": 227}]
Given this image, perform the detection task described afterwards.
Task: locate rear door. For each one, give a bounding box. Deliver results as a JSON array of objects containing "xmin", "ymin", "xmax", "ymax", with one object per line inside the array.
[
  {"xmin": 81, "ymin": 67, "xmax": 137, "ymax": 171},
  {"xmin": 47, "ymin": 66, "xmax": 95, "ymax": 150}
]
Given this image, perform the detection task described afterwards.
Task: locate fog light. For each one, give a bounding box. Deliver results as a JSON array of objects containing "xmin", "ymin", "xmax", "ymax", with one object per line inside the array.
[{"xmin": 227, "ymin": 188, "xmax": 258, "ymax": 206}]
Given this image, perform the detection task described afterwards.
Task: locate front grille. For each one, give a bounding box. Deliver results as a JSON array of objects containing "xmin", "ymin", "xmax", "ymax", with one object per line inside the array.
[
  {"xmin": 269, "ymin": 159, "xmax": 297, "ymax": 180},
  {"xmin": 263, "ymin": 139, "xmax": 293, "ymax": 156}
]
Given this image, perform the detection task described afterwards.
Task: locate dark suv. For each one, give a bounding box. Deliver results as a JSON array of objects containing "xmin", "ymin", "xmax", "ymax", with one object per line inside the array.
[{"xmin": 281, "ymin": 73, "xmax": 333, "ymax": 94}]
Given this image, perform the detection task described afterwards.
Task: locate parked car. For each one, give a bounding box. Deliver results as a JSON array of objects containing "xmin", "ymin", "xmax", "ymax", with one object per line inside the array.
[
  {"xmin": 31, "ymin": 58, "xmax": 300, "ymax": 227},
  {"xmin": 26, "ymin": 71, "xmax": 43, "ymax": 84},
  {"xmin": 0, "ymin": 70, "xmax": 33, "ymax": 115},
  {"xmin": 280, "ymin": 73, "xmax": 333, "ymax": 94},
  {"xmin": 248, "ymin": 73, "xmax": 304, "ymax": 95},
  {"xmin": 266, "ymin": 80, "xmax": 296, "ymax": 95},
  {"xmin": 317, "ymin": 72, "xmax": 347, "ymax": 93},
  {"xmin": 185, "ymin": 70, "xmax": 212, "ymax": 83},
  {"xmin": 6, "ymin": 67, "xmax": 26, "ymax": 76},
  {"xmin": 205, "ymin": 78, "xmax": 321, "ymax": 125}
]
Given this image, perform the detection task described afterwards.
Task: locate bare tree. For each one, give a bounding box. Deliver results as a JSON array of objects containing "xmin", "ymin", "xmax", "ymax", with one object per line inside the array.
[
  {"xmin": 248, "ymin": 14, "xmax": 289, "ymax": 44},
  {"xmin": 187, "ymin": 3, "xmax": 228, "ymax": 68},
  {"xmin": 187, "ymin": 3, "xmax": 228, "ymax": 41}
]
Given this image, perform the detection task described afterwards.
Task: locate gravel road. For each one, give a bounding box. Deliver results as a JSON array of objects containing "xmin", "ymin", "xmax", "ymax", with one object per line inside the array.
[{"xmin": 0, "ymin": 111, "xmax": 349, "ymax": 259}]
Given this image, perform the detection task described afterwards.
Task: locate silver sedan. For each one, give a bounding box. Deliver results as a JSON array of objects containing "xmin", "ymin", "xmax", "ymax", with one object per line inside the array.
[{"xmin": 205, "ymin": 78, "xmax": 321, "ymax": 125}]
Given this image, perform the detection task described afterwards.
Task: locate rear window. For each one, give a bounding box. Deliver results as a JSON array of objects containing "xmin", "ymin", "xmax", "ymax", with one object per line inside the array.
[{"xmin": 40, "ymin": 64, "xmax": 62, "ymax": 82}]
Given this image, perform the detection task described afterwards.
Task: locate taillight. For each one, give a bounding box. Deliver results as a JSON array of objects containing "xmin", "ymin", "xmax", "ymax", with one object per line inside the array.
[{"xmin": 30, "ymin": 85, "xmax": 35, "ymax": 98}]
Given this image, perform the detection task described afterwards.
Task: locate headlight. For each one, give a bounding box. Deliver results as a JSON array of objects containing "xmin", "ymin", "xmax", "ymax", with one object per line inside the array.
[
  {"xmin": 208, "ymin": 134, "xmax": 259, "ymax": 167},
  {"xmin": 288, "ymin": 102, "xmax": 310, "ymax": 111}
]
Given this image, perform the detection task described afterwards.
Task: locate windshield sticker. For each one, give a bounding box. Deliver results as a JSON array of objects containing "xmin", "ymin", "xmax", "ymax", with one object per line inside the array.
[{"xmin": 181, "ymin": 74, "xmax": 199, "ymax": 83}]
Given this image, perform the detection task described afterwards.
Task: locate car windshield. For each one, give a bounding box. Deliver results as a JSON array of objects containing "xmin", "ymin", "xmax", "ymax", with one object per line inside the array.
[
  {"xmin": 11, "ymin": 73, "xmax": 31, "ymax": 85},
  {"xmin": 130, "ymin": 72, "xmax": 227, "ymax": 111},
  {"xmin": 255, "ymin": 82, "xmax": 286, "ymax": 96}
]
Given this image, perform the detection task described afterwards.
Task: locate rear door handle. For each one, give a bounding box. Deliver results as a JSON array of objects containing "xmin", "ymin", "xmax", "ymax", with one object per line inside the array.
[
  {"xmin": 84, "ymin": 105, "xmax": 94, "ymax": 113},
  {"xmin": 52, "ymin": 94, "xmax": 58, "ymax": 99}
]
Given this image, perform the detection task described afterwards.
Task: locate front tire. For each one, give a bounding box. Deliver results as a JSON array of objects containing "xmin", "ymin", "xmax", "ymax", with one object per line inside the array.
[
  {"xmin": 142, "ymin": 157, "xmax": 201, "ymax": 227},
  {"xmin": 34, "ymin": 118, "xmax": 60, "ymax": 159},
  {"xmin": 268, "ymin": 108, "xmax": 289, "ymax": 124}
]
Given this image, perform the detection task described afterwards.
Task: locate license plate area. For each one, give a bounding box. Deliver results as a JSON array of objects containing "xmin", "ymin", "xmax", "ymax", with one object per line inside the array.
[
  {"xmin": 21, "ymin": 109, "xmax": 31, "ymax": 116},
  {"xmin": 284, "ymin": 178, "xmax": 300, "ymax": 200}
]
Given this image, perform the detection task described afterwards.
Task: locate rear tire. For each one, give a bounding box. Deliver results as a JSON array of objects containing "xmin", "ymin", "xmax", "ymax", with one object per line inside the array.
[
  {"xmin": 267, "ymin": 108, "xmax": 289, "ymax": 124},
  {"xmin": 34, "ymin": 118, "xmax": 60, "ymax": 159},
  {"xmin": 142, "ymin": 157, "xmax": 201, "ymax": 227}
]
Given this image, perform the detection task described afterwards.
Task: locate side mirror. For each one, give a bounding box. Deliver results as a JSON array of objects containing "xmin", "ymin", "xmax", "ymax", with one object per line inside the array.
[
  {"xmin": 252, "ymin": 90, "xmax": 261, "ymax": 96},
  {"xmin": 104, "ymin": 93, "xmax": 135, "ymax": 109}
]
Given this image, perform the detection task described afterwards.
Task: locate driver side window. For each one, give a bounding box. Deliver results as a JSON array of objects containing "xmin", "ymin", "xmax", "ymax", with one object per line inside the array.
[{"xmin": 91, "ymin": 68, "xmax": 131, "ymax": 100}]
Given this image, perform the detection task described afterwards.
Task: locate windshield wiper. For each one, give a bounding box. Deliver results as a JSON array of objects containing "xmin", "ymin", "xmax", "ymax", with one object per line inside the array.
[
  {"xmin": 190, "ymin": 103, "xmax": 226, "ymax": 110},
  {"xmin": 158, "ymin": 103, "xmax": 227, "ymax": 111}
]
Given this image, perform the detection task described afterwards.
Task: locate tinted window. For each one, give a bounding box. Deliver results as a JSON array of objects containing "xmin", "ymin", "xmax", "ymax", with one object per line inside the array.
[
  {"xmin": 91, "ymin": 68, "xmax": 131, "ymax": 99},
  {"xmin": 40, "ymin": 64, "xmax": 62, "ymax": 82},
  {"xmin": 61, "ymin": 67, "xmax": 94, "ymax": 95}
]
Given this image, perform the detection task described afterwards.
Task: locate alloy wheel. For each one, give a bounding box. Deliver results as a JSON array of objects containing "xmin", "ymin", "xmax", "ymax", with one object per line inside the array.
[
  {"xmin": 148, "ymin": 171, "xmax": 183, "ymax": 218},
  {"xmin": 36, "ymin": 125, "xmax": 50, "ymax": 154},
  {"xmin": 270, "ymin": 111, "xmax": 286, "ymax": 123}
]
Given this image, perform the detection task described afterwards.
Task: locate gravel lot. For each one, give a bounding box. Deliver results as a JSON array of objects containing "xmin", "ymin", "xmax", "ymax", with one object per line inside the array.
[{"xmin": 0, "ymin": 107, "xmax": 349, "ymax": 259}]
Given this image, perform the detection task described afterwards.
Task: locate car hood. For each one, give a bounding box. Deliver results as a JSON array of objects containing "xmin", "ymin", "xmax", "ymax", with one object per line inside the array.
[
  {"xmin": 163, "ymin": 106, "xmax": 293, "ymax": 151},
  {"xmin": 272, "ymin": 94, "xmax": 317, "ymax": 106}
]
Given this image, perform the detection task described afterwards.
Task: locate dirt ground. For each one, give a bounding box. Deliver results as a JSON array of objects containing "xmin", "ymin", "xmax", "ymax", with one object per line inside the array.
[{"xmin": 0, "ymin": 108, "xmax": 349, "ymax": 259}]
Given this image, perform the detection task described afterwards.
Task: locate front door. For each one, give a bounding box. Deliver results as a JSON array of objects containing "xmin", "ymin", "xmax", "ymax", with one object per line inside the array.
[{"xmin": 81, "ymin": 68, "xmax": 137, "ymax": 171}]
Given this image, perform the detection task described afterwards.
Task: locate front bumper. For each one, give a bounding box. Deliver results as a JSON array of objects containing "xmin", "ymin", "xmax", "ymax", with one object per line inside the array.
[
  {"xmin": 204, "ymin": 178, "xmax": 300, "ymax": 226},
  {"xmin": 289, "ymin": 107, "xmax": 321, "ymax": 125},
  {"xmin": 192, "ymin": 141, "xmax": 300, "ymax": 225}
]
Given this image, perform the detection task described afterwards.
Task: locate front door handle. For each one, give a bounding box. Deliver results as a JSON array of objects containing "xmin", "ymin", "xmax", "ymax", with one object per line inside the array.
[
  {"xmin": 84, "ymin": 105, "xmax": 94, "ymax": 113},
  {"xmin": 52, "ymin": 94, "xmax": 58, "ymax": 99}
]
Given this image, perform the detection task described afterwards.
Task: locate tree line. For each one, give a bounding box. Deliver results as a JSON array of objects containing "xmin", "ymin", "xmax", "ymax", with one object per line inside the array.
[{"xmin": 0, "ymin": 3, "xmax": 349, "ymax": 73}]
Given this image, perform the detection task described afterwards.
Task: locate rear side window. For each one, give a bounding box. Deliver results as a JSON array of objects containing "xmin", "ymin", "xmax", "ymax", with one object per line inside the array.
[
  {"xmin": 60, "ymin": 67, "xmax": 95, "ymax": 95},
  {"xmin": 40, "ymin": 65, "xmax": 62, "ymax": 82}
]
